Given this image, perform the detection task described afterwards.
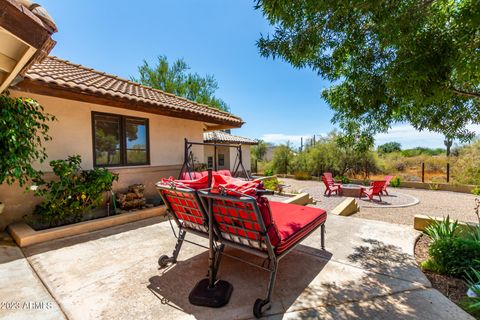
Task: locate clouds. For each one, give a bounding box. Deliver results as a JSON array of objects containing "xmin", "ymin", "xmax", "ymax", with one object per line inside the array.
[
  {"xmin": 261, "ymin": 124, "xmax": 480, "ymax": 149},
  {"xmin": 374, "ymin": 124, "xmax": 480, "ymax": 149},
  {"xmin": 261, "ymin": 133, "xmax": 312, "ymax": 146}
]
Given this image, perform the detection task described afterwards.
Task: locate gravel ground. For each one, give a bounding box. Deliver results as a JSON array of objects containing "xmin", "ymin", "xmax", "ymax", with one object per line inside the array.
[{"xmin": 279, "ymin": 178, "xmax": 479, "ymax": 225}]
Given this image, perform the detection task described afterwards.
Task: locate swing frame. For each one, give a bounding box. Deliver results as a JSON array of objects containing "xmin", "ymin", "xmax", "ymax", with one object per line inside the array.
[{"xmin": 179, "ymin": 138, "xmax": 252, "ymax": 180}]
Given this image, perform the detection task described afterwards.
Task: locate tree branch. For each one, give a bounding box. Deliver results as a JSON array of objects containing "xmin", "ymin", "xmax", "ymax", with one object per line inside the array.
[{"xmin": 451, "ymin": 88, "xmax": 480, "ymax": 99}]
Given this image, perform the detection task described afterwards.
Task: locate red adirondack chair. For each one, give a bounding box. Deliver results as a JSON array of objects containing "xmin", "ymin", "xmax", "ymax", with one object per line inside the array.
[
  {"xmin": 323, "ymin": 172, "xmax": 341, "ymax": 186},
  {"xmin": 361, "ymin": 180, "xmax": 386, "ymax": 201},
  {"xmin": 322, "ymin": 176, "xmax": 342, "ymax": 196},
  {"xmin": 382, "ymin": 175, "xmax": 393, "ymax": 195}
]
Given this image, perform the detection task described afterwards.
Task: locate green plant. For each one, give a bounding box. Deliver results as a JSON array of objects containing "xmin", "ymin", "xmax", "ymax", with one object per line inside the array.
[
  {"xmin": 33, "ymin": 155, "xmax": 118, "ymax": 227},
  {"xmin": 464, "ymin": 261, "xmax": 480, "ymax": 317},
  {"xmin": 389, "ymin": 176, "xmax": 401, "ymax": 187},
  {"xmin": 294, "ymin": 171, "xmax": 311, "ymax": 180},
  {"xmin": 263, "ymin": 177, "xmax": 279, "ymax": 191},
  {"xmin": 264, "ymin": 169, "xmax": 274, "ymax": 177},
  {"xmin": 429, "ymin": 183, "xmax": 440, "ymax": 191},
  {"xmin": 472, "ymin": 186, "xmax": 480, "ymax": 196},
  {"xmin": 0, "ymin": 93, "xmax": 56, "ymax": 187},
  {"xmin": 334, "ymin": 175, "xmax": 351, "ymax": 184},
  {"xmin": 424, "ymin": 216, "xmax": 460, "ymax": 241},
  {"xmin": 424, "ymin": 237, "xmax": 480, "ymax": 277}
]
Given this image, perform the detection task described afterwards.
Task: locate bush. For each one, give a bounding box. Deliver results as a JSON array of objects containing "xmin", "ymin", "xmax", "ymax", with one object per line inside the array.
[
  {"xmin": 264, "ymin": 168, "xmax": 274, "ymax": 176},
  {"xmin": 334, "ymin": 175, "xmax": 351, "ymax": 184},
  {"xmin": 390, "ymin": 176, "xmax": 401, "ymax": 187},
  {"xmin": 472, "ymin": 186, "xmax": 480, "ymax": 196},
  {"xmin": 424, "ymin": 237, "xmax": 480, "ymax": 277},
  {"xmin": 464, "ymin": 261, "xmax": 480, "ymax": 318},
  {"xmin": 294, "ymin": 171, "xmax": 311, "ymax": 180},
  {"xmin": 424, "ymin": 216, "xmax": 460, "ymax": 241},
  {"xmin": 263, "ymin": 177, "xmax": 280, "ymax": 191},
  {"xmin": 0, "ymin": 93, "xmax": 56, "ymax": 187},
  {"xmin": 33, "ymin": 155, "xmax": 118, "ymax": 227}
]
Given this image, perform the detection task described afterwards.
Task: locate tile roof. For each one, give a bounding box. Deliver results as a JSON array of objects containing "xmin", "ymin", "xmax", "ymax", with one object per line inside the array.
[
  {"xmin": 21, "ymin": 56, "xmax": 244, "ymax": 127},
  {"xmin": 203, "ymin": 131, "xmax": 258, "ymax": 145}
]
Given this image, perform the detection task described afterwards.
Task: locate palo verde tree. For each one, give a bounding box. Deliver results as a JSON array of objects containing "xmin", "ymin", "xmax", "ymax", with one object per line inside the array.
[
  {"xmin": 256, "ymin": 0, "xmax": 480, "ymax": 142},
  {"xmin": 132, "ymin": 55, "xmax": 229, "ymax": 112}
]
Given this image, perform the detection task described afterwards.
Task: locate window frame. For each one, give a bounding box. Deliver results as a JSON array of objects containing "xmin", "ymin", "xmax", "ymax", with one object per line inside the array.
[
  {"xmin": 91, "ymin": 111, "xmax": 150, "ymax": 168},
  {"xmin": 218, "ymin": 154, "xmax": 225, "ymax": 166}
]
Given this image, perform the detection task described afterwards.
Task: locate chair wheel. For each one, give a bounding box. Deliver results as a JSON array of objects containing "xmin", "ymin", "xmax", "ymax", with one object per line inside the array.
[
  {"xmin": 158, "ymin": 255, "xmax": 170, "ymax": 268},
  {"xmin": 253, "ymin": 298, "xmax": 270, "ymax": 318}
]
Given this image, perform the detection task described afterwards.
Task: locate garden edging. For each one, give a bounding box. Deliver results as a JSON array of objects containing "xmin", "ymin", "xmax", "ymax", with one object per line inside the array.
[{"xmin": 8, "ymin": 205, "xmax": 166, "ymax": 247}]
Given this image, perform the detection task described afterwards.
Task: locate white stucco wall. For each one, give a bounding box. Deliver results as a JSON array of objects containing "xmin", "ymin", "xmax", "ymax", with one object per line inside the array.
[
  {"xmin": 204, "ymin": 144, "xmax": 251, "ymax": 173},
  {"xmin": 10, "ymin": 90, "xmax": 204, "ymax": 171}
]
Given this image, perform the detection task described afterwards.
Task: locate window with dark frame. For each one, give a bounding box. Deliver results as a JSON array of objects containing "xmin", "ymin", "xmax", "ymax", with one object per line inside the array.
[
  {"xmin": 92, "ymin": 112, "xmax": 150, "ymax": 167},
  {"xmin": 218, "ymin": 154, "xmax": 225, "ymax": 166}
]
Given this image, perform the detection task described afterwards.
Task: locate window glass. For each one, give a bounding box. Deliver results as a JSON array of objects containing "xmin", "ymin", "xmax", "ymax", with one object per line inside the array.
[
  {"xmin": 125, "ymin": 118, "xmax": 148, "ymax": 165},
  {"xmin": 218, "ymin": 154, "xmax": 225, "ymax": 166},
  {"xmin": 94, "ymin": 114, "xmax": 121, "ymax": 166},
  {"xmin": 92, "ymin": 113, "xmax": 149, "ymax": 167},
  {"xmin": 207, "ymin": 156, "xmax": 213, "ymax": 168}
]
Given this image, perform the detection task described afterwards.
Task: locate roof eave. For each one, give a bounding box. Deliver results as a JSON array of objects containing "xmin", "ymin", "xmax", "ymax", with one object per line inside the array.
[{"xmin": 13, "ymin": 78, "xmax": 244, "ymax": 128}]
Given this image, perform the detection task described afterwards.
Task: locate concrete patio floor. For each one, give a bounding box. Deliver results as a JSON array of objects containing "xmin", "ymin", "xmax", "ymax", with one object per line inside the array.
[{"xmin": 0, "ymin": 214, "xmax": 474, "ymax": 319}]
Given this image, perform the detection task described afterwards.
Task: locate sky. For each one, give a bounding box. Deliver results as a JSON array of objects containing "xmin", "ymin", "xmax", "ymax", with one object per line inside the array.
[{"xmin": 39, "ymin": 0, "xmax": 479, "ymax": 149}]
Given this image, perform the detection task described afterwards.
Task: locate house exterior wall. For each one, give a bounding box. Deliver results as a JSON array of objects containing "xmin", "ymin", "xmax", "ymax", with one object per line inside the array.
[
  {"xmin": 0, "ymin": 90, "xmax": 205, "ymax": 230},
  {"xmin": 203, "ymin": 145, "xmax": 251, "ymax": 174}
]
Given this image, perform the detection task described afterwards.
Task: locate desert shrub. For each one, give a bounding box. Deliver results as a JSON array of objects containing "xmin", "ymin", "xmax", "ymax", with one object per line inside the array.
[
  {"xmin": 334, "ymin": 175, "xmax": 351, "ymax": 184},
  {"xmin": 390, "ymin": 176, "xmax": 401, "ymax": 187},
  {"xmin": 33, "ymin": 155, "xmax": 118, "ymax": 227},
  {"xmin": 472, "ymin": 186, "xmax": 480, "ymax": 196},
  {"xmin": 271, "ymin": 144, "xmax": 294, "ymax": 174},
  {"xmin": 453, "ymin": 140, "xmax": 480, "ymax": 185},
  {"xmin": 263, "ymin": 177, "xmax": 280, "ymax": 191},
  {"xmin": 294, "ymin": 171, "xmax": 311, "ymax": 180},
  {"xmin": 423, "ymin": 237, "xmax": 480, "ymax": 277},
  {"xmin": 264, "ymin": 168, "xmax": 274, "ymax": 176},
  {"xmin": 394, "ymin": 162, "xmax": 406, "ymax": 172}
]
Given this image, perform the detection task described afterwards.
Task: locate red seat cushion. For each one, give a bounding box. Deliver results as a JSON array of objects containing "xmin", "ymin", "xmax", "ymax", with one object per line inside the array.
[
  {"xmin": 215, "ymin": 170, "xmax": 232, "ymax": 177},
  {"xmin": 269, "ymin": 202, "xmax": 327, "ymax": 254}
]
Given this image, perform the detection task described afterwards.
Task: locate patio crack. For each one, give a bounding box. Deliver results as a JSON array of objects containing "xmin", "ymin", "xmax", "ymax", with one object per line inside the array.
[{"xmin": 22, "ymin": 252, "xmax": 70, "ymax": 320}]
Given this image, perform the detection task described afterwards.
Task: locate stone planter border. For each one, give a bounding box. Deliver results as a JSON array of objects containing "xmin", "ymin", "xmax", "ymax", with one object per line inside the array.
[{"xmin": 8, "ymin": 206, "xmax": 166, "ymax": 247}]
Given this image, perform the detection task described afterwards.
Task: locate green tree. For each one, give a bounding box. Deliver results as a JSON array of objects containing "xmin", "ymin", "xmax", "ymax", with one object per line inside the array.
[
  {"xmin": 271, "ymin": 143, "xmax": 293, "ymax": 174},
  {"xmin": 251, "ymin": 140, "xmax": 268, "ymax": 161},
  {"xmin": 378, "ymin": 142, "xmax": 402, "ymax": 154},
  {"xmin": 256, "ymin": 0, "xmax": 480, "ymax": 142},
  {"xmin": 132, "ymin": 55, "xmax": 229, "ymax": 111},
  {"xmin": 0, "ymin": 93, "xmax": 55, "ymax": 187}
]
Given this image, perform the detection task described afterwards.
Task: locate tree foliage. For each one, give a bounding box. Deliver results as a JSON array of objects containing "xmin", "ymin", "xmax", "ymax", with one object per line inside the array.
[
  {"xmin": 377, "ymin": 142, "xmax": 402, "ymax": 154},
  {"xmin": 251, "ymin": 140, "xmax": 268, "ymax": 161},
  {"xmin": 132, "ymin": 55, "xmax": 229, "ymax": 111},
  {"xmin": 256, "ymin": 0, "xmax": 480, "ymax": 142},
  {"xmin": 0, "ymin": 93, "xmax": 56, "ymax": 187}
]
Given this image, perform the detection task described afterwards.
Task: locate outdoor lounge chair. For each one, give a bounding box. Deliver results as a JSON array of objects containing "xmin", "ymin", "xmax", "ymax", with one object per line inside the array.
[
  {"xmin": 156, "ymin": 175, "xmax": 212, "ymax": 268},
  {"xmin": 198, "ymin": 179, "xmax": 327, "ymax": 318},
  {"xmin": 322, "ymin": 176, "xmax": 342, "ymax": 196},
  {"xmin": 157, "ymin": 173, "xmax": 327, "ymax": 318},
  {"xmin": 360, "ymin": 180, "xmax": 386, "ymax": 201}
]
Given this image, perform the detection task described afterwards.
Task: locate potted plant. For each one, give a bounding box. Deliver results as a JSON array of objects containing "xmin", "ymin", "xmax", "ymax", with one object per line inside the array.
[{"xmin": 0, "ymin": 92, "xmax": 55, "ymax": 214}]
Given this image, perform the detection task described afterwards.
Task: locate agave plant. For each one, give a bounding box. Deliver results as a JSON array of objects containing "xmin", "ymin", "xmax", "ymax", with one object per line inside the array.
[
  {"xmin": 424, "ymin": 215, "xmax": 460, "ymax": 241},
  {"xmin": 465, "ymin": 261, "xmax": 480, "ymax": 315}
]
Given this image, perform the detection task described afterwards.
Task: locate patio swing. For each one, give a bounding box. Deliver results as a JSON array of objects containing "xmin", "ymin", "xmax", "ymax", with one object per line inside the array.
[{"xmin": 178, "ymin": 138, "xmax": 252, "ymax": 181}]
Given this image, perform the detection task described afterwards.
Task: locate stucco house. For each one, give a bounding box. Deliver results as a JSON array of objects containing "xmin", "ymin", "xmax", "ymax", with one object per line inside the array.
[
  {"xmin": 203, "ymin": 130, "xmax": 257, "ymax": 174},
  {"xmin": 0, "ymin": 56, "xmax": 245, "ymax": 229}
]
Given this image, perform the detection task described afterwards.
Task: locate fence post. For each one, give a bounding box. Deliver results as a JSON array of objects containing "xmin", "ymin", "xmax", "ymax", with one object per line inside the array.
[
  {"xmin": 421, "ymin": 162, "xmax": 425, "ymax": 183},
  {"xmin": 447, "ymin": 163, "xmax": 450, "ymax": 183}
]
